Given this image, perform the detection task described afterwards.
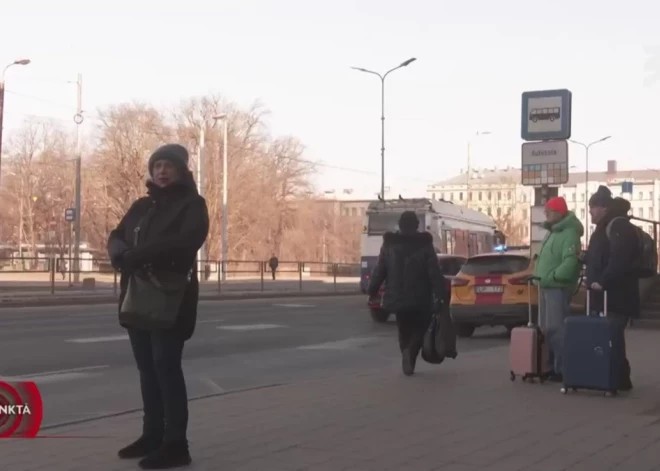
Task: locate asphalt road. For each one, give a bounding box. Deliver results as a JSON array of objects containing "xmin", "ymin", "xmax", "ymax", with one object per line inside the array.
[
  {"xmin": 0, "ymin": 296, "xmax": 510, "ymax": 427},
  {"xmin": 0, "ymin": 278, "xmax": 360, "ymax": 297}
]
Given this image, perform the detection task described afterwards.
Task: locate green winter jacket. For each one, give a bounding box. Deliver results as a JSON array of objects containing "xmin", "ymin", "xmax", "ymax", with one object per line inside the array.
[{"xmin": 533, "ymin": 211, "xmax": 584, "ymax": 290}]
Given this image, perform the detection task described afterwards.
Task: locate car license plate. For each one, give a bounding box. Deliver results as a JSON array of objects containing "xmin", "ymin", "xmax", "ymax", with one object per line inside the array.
[{"xmin": 475, "ymin": 285, "xmax": 503, "ymax": 294}]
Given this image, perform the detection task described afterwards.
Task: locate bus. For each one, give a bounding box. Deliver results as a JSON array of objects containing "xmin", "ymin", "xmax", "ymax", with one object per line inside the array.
[{"xmin": 359, "ymin": 198, "xmax": 498, "ymax": 293}]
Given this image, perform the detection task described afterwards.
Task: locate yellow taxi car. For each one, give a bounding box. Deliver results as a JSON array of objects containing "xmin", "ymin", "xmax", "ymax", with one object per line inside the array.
[{"xmin": 450, "ymin": 246, "xmax": 539, "ymax": 338}]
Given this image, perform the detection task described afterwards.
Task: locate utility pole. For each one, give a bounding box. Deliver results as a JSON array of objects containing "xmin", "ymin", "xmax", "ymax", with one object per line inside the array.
[
  {"xmin": 466, "ymin": 131, "xmax": 492, "ymax": 206},
  {"xmin": 73, "ymin": 73, "xmax": 83, "ymax": 283},
  {"xmin": 197, "ymin": 125, "xmax": 206, "ymax": 274},
  {"xmin": 221, "ymin": 117, "xmax": 228, "ymax": 281}
]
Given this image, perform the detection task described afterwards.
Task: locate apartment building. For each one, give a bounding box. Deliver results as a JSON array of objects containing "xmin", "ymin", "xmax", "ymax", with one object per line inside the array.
[{"xmin": 427, "ymin": 160, "xmax": 660, "ymax": 243}]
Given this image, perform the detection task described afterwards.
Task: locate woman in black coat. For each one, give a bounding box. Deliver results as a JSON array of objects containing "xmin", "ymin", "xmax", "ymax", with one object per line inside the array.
[{"xmin": 107, "ymin": 143, "xmax": 209, "ymax": 469}]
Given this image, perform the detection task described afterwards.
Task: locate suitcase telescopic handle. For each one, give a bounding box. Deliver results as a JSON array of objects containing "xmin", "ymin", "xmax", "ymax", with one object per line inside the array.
[
  {"xmin": 586, "ymin": 287, "xmax": 607, "ymax": 317},
  {"xmin": 525, "ymin": 276, "xmax": 541, "ymax": 327}
]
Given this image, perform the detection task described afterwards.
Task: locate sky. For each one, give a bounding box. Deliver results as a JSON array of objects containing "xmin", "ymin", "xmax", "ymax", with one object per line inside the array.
[{"xmin": 2, "ymin": 0, "xmax": 660, "ymax": 199}]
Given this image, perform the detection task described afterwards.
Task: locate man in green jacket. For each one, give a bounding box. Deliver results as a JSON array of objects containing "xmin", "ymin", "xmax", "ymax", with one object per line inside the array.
[{"xmin": 533, "ymin": 196, "xmax": 584, "ymax": 381}]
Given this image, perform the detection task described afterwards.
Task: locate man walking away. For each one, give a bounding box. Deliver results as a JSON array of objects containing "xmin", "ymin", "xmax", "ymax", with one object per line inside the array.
[
  {"xmin": 367, "ymin": 211, "xmax": 449, "ymax": 376},
  {"xmin": 268, "ymin": 255, "xmax": 279, "ymax": 280},
  {"xmin": 586, "ymin": 185, "xmax": 637, "ymax": 391},
  {"xmin": 533, "ymin": 196, "xmax": 583, "ymax": 382}
]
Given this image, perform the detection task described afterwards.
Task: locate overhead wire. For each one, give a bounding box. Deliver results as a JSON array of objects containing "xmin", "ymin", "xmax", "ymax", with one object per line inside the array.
[{"xmin": 3, "ymin": 89, "xmax": 437, "ymax": 184}]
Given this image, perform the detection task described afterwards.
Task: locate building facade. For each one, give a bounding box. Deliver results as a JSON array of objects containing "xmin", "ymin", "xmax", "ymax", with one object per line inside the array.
[{"xmin": 427, "ymin": 160, "xmax": 660, "ymax": 245}]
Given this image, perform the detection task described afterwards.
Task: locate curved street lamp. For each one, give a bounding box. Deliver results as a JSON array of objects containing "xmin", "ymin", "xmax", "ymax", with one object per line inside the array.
[
  {"xmin": 569, "ymin": 135, "xmax": 612, "ymax": 241},
  {"xmin": 351, "ymin": 57, "xmax": 417, "ymax": 199},
  {"xmin": 0, "ymin": 58, "xmax": 31, "ymax": 182}
]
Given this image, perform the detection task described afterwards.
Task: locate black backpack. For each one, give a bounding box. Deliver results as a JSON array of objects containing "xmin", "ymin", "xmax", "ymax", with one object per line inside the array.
[{"xmin": 606, "ymin": 217, "xmax": 657, "ymax": 278}]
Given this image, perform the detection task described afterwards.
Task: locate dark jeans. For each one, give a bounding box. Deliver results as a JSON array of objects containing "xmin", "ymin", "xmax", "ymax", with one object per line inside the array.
[
  {"xmin": 396, "ymin": 310, "xmax": 431, "ymax": 357},
  {"xmin": 271, "ymin": 269, "xmax": 276, "ymax": 280},
  {"xmin": 128, "ymin": 328, "xmax": 188, "ymax": 443}
]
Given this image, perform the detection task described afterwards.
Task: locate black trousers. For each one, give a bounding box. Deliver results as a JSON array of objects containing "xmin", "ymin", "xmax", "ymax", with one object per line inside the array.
[
  {"xmin": 128, "ymin": 328, "xmax": 188, "ymax": 443},
  {"xmin": 396, "ymin": 309, "xmax": 431, "ymax": 356},
  {"xmin": 608, "ymin": 312, "xmax": 632, "ymax": 385}
]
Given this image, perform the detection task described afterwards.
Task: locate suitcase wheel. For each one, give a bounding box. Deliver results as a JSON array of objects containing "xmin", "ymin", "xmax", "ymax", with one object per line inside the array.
[
  {"xmin": 560, "ymin": 387, "xmax": 568, "ymax": 394},
  {"xmin": 509, "ymin": 371, "xmax": 515, "ymax": 381}
]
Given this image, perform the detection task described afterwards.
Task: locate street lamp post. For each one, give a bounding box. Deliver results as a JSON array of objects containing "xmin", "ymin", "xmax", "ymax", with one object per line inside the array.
[
  {"xmin": 0, "ymin": 58, "xmax": 31, "ymax": 182},
  {"xmin": 466, "ymin": 131, "xmax": 492, "ymax": 206},
  {"xmin": 351, "ymin": 57, "xmax": 417, "ymax": 200},
  {"xmin": 212, "ymin": 114, "xmax": 229, "ymax": 281},
  {"xmin": 569, "ymin": 136, "xmax": 612, "ymax": 242}
]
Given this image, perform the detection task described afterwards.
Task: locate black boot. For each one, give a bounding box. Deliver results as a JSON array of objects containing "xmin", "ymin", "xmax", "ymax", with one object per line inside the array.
[
  {"xmin": 402, "ymin": 349, "xmax": 415, "ymax": 376},
  {"xmin": 139, "ymin": 440, "xmax": 192, "ymax": 469},
  {"xmin": 118, "ymin": 435, "xmax": 162, "ymax": 459}
]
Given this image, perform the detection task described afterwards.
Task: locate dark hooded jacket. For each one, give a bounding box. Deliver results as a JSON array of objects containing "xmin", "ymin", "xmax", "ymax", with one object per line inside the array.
[
  {"xmin": 367, "ymin": 231, "xmax": 448, "ymax": 313},
  {"xmin": 106, "ymin": 171, "xmax": 210, "ymax": 340},
  {"xmin": 585, "ymin": 197, "xmax": 640, "ymax": 318}
]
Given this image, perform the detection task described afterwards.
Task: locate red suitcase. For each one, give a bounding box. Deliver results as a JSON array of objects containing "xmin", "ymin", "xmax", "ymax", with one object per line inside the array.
[{"xmin": 509, "ymin": 277, "xmax": 551, "ymax": 382}]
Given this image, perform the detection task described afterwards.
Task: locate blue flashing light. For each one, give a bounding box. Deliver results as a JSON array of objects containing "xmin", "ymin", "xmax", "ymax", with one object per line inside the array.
[{"xmin": 494, "ymin": 244, "xmax": 507, "ymax": 252}]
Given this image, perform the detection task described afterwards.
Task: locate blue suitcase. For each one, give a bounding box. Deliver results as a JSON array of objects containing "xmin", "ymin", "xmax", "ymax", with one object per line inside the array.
[{"xmin": 560, "ymin": 290, "xmax": 625, "ymax": 397}]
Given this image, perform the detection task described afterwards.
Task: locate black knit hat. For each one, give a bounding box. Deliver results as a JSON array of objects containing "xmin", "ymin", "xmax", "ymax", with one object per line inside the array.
[
  {"xmin": 588, "ymin": 185, "xmax": 613, "ymax": 208},
  {"xmin": 148, "ymin": 144, "xmax": 189, "ymax": 177},
  {"xmin": 398, "ymin": 211, "xmax": 420, "ymax": 232}
]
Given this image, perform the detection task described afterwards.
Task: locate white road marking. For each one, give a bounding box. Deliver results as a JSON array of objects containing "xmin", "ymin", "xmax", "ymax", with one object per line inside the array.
[
  {"xmin": 66, "ymin": 334, "xmax": 129, "ymax": 343},
  {"xmin": 0, "ymin": 365, "xmax": 110, "ymax": 383},
  {"xmin": 273, "ymin": 303, "xmax": 315, "ymax": 308},
  {"xmin": 217, "ymin": 324, "xmax": 287, "ymax": 331},
  {"xmin": 200, "ymin": 376, "xmax": 224, "ymax": 394},
  {"xmin": 197, "ymin": 319, "xmax": 225, "ymax": 324},
  {"xmin": 298, "ymin": 337, "xmax": 380, "ymax": 350}
]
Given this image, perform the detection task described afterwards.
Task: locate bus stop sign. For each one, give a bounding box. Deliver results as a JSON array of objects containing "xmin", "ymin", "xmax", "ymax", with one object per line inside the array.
[{"xmin": 64, "ymin": 208, "xmax": 75, "ymax": 222}]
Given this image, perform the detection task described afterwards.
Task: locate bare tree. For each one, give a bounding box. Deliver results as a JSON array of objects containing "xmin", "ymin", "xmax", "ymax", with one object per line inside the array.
[
  {"xmin": 0, "ymin": 96, "xmax": 366, "ymax": 266},
  {"xmin": 1, "ymin": 121, "xmax": 75, "ymax": 260},
  {"xmin": 493, "ymin": 210, "xmax": 527, "ymax": 246},
  {"xmin": 83, "ymin": 103, "xmax": 172, "ymax": 249}
]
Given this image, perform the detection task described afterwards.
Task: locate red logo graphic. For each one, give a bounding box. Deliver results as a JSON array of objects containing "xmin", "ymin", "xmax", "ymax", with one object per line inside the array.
[{"xmin": 0, "ymin": 382, "xmax": 43, "ymax": 438}]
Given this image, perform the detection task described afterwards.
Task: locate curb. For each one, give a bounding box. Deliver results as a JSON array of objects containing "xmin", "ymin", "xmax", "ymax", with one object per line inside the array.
[{"xmin": 0, "ymin": 290, "xmax": 363, "ymax": 308}]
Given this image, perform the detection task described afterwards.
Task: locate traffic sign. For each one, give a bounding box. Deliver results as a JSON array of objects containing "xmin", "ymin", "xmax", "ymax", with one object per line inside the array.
[
  {"xmin": 521, "ymin": 140, "xmax": 569, "ymax": 186},
  {"xmin": 521, "ymin": 89, "xmax": 572, "ymax": 141},
  {"xmin": 64, "ymin": 208, "xmax": 75, "ymax": 222}
]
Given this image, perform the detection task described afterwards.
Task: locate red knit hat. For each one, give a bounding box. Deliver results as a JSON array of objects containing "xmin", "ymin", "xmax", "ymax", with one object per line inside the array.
[{"xmin": 545, "ymin": 196, "xmax": 568, "ymax": 215}]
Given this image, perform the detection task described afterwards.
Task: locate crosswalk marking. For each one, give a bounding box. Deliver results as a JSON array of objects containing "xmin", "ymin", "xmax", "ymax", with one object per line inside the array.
[
  {"xmin": 217, "ymin": 324, "xmax": 287, "ymax": 331},
  {"xmin": 297, "ymin": 337, "xmax": 380, "ymax": 350},
  {"xmin": 66, "ymin": 334, "xmax": 129, "ymax": 343},
  {"xmin": 0, "ymin": 365, "xmax": 110, "ymax": 384},
  {"xmin": 273, "ymin": 303, "xmax": 315, "ymax": 308}
]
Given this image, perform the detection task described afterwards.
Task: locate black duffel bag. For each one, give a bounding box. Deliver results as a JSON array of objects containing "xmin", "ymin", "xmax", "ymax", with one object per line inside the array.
[{"xmin": 421, "ymin": 308, "xmax": 458, "ymax": 364}]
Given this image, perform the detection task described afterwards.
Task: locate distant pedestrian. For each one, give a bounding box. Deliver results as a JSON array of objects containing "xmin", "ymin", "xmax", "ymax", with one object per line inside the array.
[
  {"xmin": 533, "ymin": 196, "xmax": 583, "ymax": 382},
  {"xmin": 585, "ymin": 185, "xmax": 637, "ymax": 391},
  {"xmin": 268, "ymin": 255, "xmax": 279, "ymax": 280},
  {"xmin": 107, "ymin": 144, "xmax": 209, "ymax": 469},
  {"xmin": 367, "ymin": 211, "xmax": 449, "ymax": 376}
]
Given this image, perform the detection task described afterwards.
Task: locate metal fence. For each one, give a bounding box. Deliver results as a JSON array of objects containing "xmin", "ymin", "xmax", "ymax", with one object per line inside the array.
[{"xmin": 0, "ymin": 257, "xmax": 361, "ymax": 296}]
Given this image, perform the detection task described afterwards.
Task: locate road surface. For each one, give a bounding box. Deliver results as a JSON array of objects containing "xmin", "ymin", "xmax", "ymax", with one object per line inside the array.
[{"xmin": 0, "ymin": 296, "xmax": 510, "ymax": 427}]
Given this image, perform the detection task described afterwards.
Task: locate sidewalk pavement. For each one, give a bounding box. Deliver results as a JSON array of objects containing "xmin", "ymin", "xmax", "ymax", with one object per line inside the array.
[{"xmin": 3, "ymin": 328, "xmax": 660, "ymax": 471}]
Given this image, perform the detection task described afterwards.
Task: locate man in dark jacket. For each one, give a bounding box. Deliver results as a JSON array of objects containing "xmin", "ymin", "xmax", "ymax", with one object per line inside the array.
[
  {"xmin": 107, "ymin": 143, "xmax": 209, "ymax": 469},
  {"xmin": 268, "ymin": 255, "xmax": 279, "ymax": 280},
  {"xmin": 367, "ymin": 211, "xmax": 449, "ymax": 376},
  {"xmin": 585, "ymin": 185, "xmax": 637, "ymax": 391}
]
